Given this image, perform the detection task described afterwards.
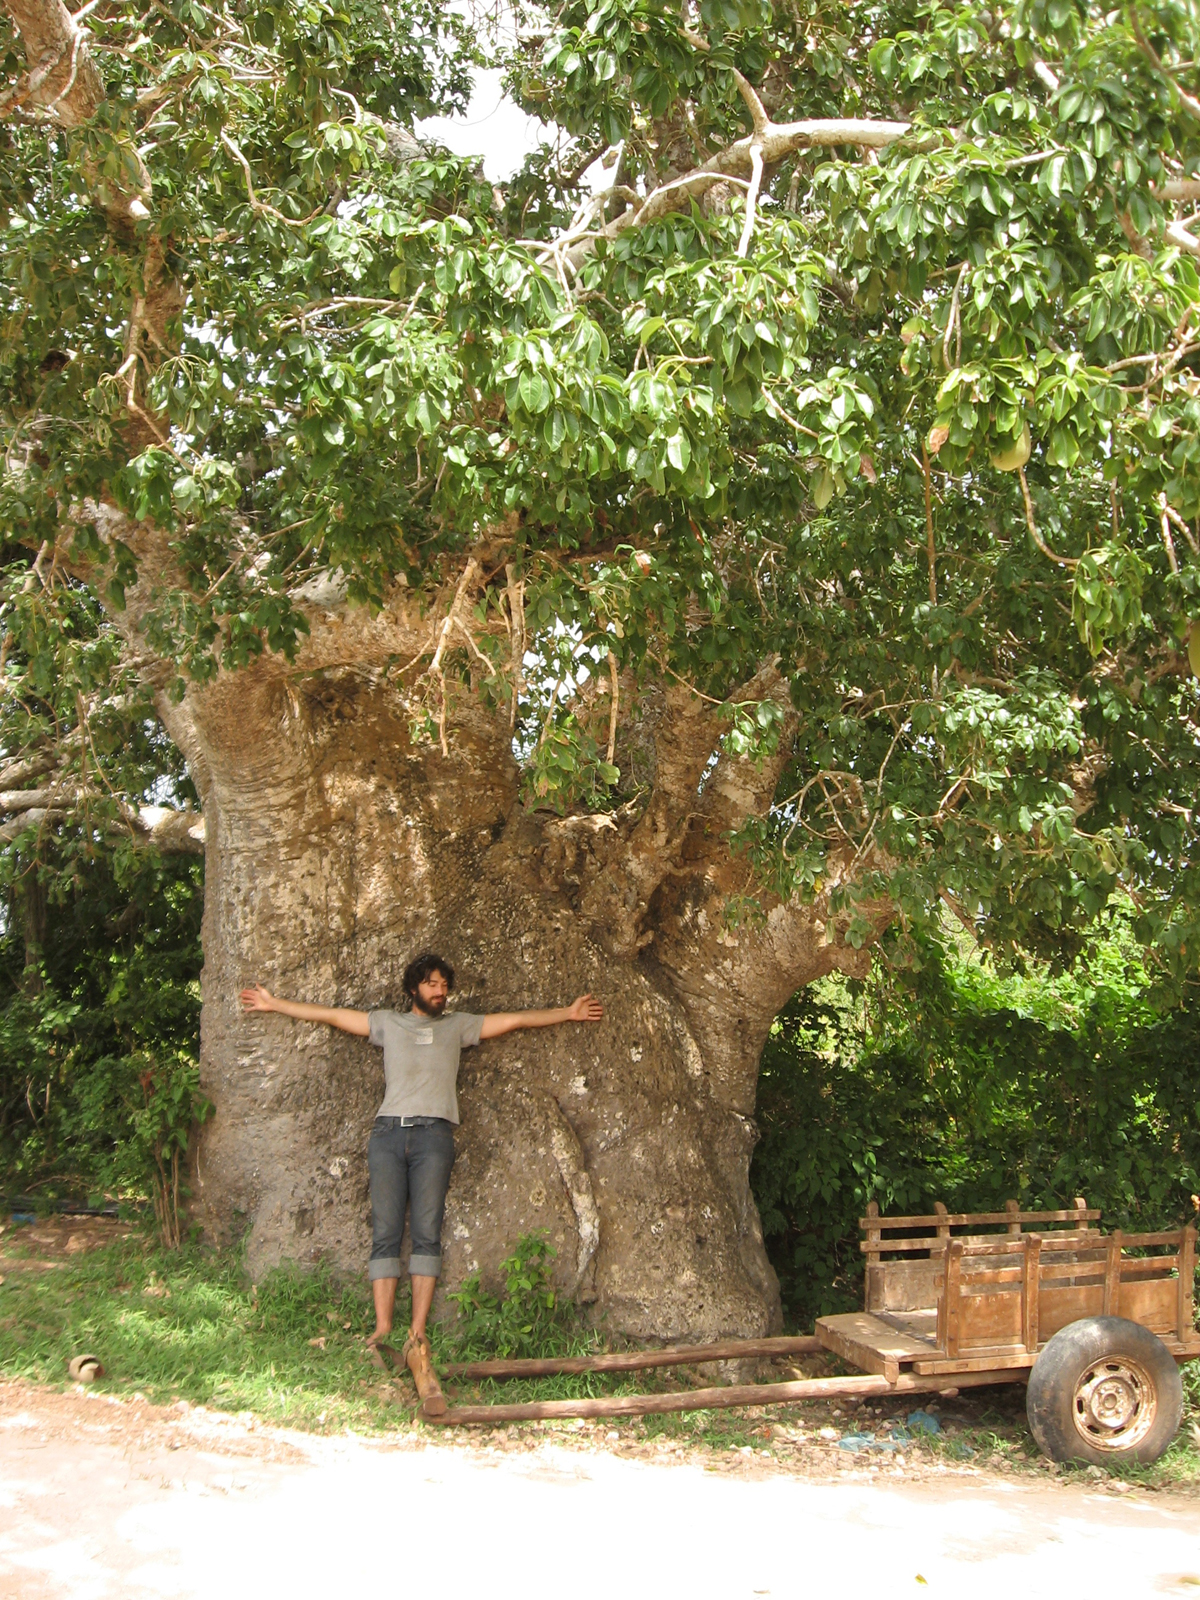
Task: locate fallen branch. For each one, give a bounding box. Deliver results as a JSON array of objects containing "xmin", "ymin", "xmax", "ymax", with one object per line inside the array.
[
  {"xmin": 444, "ymin": 1334, "xmax": 822, "ymax": 1380},
  {"xmin": 429, "ymin": 1366, "xmax": 1019, "ymax": 1425}
]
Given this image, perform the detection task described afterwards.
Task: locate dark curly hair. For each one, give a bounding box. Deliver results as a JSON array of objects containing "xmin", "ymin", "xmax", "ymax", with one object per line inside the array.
[{"xmin": 402, "ymin": 951, "xmax": 455, "ymax": 999}]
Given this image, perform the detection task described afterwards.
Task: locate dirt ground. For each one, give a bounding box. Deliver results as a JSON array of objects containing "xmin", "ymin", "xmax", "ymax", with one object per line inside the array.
[
  {"xmin": 0, "ymin": 1213, "xmax": 136, "ymax": 1264},
  {"xmin": 2, "ymin": 1378, "xmax": 1200, "ymax": 1600}
]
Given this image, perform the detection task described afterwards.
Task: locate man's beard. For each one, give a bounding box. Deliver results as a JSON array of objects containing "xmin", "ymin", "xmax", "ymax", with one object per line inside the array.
[{"xmin": 414, "ymin": 995, "xmax": 447, "ymax": 1017}]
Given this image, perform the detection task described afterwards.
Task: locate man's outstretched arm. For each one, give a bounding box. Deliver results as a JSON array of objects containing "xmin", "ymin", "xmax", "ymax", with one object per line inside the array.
[
  {"xmin": 479, "ymin": 994, "xmax": 603, "ymax": 1041},
  {"xmin": 240, "ymin": 984, "xmax": 370, "ymax": 1037}
]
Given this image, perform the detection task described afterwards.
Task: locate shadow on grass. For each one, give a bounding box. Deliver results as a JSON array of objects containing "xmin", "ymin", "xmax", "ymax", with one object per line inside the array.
[{"xmin": 0, "ymin": 1236, "xmax": 397, "ymax": 1432}]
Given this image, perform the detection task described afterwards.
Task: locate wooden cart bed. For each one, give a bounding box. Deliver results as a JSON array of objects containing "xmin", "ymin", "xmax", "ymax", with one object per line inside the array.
[{"xmin": 814, "ymin": 1198, "xmax": 1200, "ymax": 1384}]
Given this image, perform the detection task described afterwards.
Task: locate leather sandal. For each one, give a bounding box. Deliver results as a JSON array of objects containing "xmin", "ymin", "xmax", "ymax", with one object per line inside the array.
[{"xmin": 403, "ymin": 1331, "xmax": 447, "ymax": 1418}]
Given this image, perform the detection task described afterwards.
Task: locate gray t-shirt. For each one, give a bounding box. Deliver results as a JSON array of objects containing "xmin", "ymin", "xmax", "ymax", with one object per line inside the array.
[{"xmin": 368, "ymin": 1008, "xmax": 485, "ymax": 1124}]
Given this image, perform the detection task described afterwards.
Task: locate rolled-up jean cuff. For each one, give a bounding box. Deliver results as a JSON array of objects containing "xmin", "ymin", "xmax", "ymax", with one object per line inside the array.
[
  {"xmin": 368, "ymin": 1257, "xmax": 403, "ymax": 1281},
  {"xmin": 408, "ymin": 1253, "xmax": 442, "ymax": 1278}
]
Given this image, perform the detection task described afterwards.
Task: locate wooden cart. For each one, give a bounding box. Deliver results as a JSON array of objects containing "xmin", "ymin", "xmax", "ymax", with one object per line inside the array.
[
  {"xmin": 813, "ymin": 1198, "xmax": 1199, "ymax": 1463},
  {"xmin": 819, "ymin": 1197, "xmax": 1199, "ymax": 1380},
  {"xmin": 412, "ymin": 1198, "xmax": 1199, "ymax": 1465}
]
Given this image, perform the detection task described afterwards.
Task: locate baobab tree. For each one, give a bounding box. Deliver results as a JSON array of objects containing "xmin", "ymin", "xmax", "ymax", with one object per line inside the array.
[{"xmin": 3, "ymin": 0, "xmax": 1200, "ymax": 1337}]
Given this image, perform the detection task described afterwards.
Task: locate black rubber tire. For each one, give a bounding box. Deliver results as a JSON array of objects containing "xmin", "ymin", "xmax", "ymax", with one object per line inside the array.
[{"xmin": 1026, "ymin": 1316, "xmax": 1183, "ymax": 1466}]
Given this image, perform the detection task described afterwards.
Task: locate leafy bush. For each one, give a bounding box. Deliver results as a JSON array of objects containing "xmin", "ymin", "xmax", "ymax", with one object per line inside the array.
[
  {"xmin": 0, "ymin": 844, "xmax": 205, "ymax": 1242},
  {"xmin": 751, "ymin": 935, "xmax": 1200, "ymax": 1329},
  {"xmin": 445, "ymin": 1233, "xmax": 594, "ymax": 1360}
]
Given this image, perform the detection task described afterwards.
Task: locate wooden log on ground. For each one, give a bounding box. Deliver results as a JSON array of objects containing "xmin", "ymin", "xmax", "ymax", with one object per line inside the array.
[
  {"xmin": 428, "ymin": 1366, "xmax": 1022, "ymax": 1425},
  {"xmin": 442, "ymin": 1335, "xmax": 824, "ymax": 1380}
]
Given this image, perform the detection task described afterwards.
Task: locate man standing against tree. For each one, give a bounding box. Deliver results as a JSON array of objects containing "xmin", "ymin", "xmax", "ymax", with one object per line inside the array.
[{"xmin": 240, "ymin": 951, "xmax": 603, "ymax": 1403}]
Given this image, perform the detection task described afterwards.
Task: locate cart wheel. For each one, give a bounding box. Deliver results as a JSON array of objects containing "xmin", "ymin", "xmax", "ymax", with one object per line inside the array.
[{"xmin": 1026, "ymin": 1317, "xmax": 1182, "ymax": 1466}]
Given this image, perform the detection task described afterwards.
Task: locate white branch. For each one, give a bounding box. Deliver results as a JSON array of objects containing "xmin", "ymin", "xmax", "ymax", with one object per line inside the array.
[
  {"xmin": 1165, "ymin": 218, "xmax": 1200, "ymax": 256},
  {"xmin": 737, "ymin": 142, "xmax": 765, "ymax": 258},
  {"xmin": 565, "ymin": 114, "xmax": 919, "ymax": 269}
]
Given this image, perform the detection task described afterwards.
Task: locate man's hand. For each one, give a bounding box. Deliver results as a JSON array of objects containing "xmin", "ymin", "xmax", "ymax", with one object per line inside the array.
[
  {"xmin": 240, "ymin": 983, "xmax": 277, "ymax": 1013},
  {"xmin": 567, "ymin": 994, "xmax": 603, "ymax": 1023},
  {"xmin": 479, "ymin": 993, "xmax": 605, "ymax": 1040},
  {"xmin": 237, "ymin": 985, "xmax": 370, "ymax": 1036}
]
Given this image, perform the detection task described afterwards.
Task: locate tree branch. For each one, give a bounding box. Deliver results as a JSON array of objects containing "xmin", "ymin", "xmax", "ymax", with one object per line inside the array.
[
  {"xmin": 736, "ymin": 141, "xmax": 764, "ymax": 258},
  {"xmin": 1, "ymin": 0, "xmax": 103, "ymax": 126},
  {"xmin": 1130, "ymin": 5, "xmax": 1200, "ymax": 123},
  {"xmin": 1159, "ymin": 493, "xmax": 1181, "ymax": 573},
  {"xmin": 731, "ymin": 69, "xmax": 769, "ymax": 136},
  {"xmin": 1019, "ymin": 467, "xmax": 1078, "ymax": 568},
  {"xmin": 1165, "ymin": 217, "xmax": 1200, "ymax": 256},
  {"xmin": 566, "ymin": 113, "xmax": 919, "ymax": 269},
  {"xmin": 220, "ymin": 132, "xmax": 323, "ymax": 227},
  {"xmin": 3, "ymin": 0, "xmax": 151, "ymax": 223}
]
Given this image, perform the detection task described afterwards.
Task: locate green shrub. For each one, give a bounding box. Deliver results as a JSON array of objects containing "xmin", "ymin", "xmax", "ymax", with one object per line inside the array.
[
  {"xmin": 445, "ymin": 1232, "xmax": 594, "ymax": 1360},
  {"xmin": 0, "ymin": 845, "xmax": 205, "ymax": 1242}
]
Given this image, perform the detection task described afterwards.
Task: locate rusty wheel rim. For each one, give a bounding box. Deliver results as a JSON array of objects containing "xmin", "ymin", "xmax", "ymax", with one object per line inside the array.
[{"xmin": 1071, "ymin": 1356, "xmax": 1157, "ymax": 1453}]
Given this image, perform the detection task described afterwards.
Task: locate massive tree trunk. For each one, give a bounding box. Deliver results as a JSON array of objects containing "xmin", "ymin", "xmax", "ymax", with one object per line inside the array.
[{"xmin": 117, "ymin": 544, "xmax": 875, "ymax": 1340}]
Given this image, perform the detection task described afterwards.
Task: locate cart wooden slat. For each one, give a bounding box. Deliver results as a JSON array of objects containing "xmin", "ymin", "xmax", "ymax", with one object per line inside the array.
[{"xmin": 817, "ymin": 1200, "xmax": 1200, "ymax": 1377}]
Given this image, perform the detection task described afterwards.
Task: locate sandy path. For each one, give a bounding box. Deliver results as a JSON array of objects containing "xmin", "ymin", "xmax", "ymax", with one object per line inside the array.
[{"xmin": 2, "ymin": 1381, "xmax": 1198, "ymax": 1599}]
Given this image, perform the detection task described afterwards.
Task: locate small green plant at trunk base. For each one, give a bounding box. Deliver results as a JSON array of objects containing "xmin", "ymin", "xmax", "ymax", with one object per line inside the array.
[
  {"xmin": 130, "ymin": 1051, "xmax": 212, "ymax": 1250},
  {"xmin": 446, "ymin": 1233, "xmax": 593, "ymax": 1361}
]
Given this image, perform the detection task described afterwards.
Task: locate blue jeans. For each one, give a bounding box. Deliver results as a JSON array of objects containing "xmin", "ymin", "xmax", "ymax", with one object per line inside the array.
[{"xmin": 367, "ymin": 1117, "xmax": 455, "ymax": 1280}]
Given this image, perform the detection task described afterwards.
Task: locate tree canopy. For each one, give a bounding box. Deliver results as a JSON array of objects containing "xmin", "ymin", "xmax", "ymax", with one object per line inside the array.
[{"xmin": 5, "ymin": 0, "xmax": 1200, "ymax": 979}]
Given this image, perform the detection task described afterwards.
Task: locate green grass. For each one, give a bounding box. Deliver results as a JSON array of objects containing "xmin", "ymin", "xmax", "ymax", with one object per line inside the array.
[
  {"xmin": 0, "ymin": 1233, "xmax": 403, "ymax": 1432},
  {"xmin": 0, "ymin": 1231, "xmax": 752, "ymax": 1434},
  {"xmin": 1, "ymin": 1231, "xmax": 1198, "ymax": 1485}
]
